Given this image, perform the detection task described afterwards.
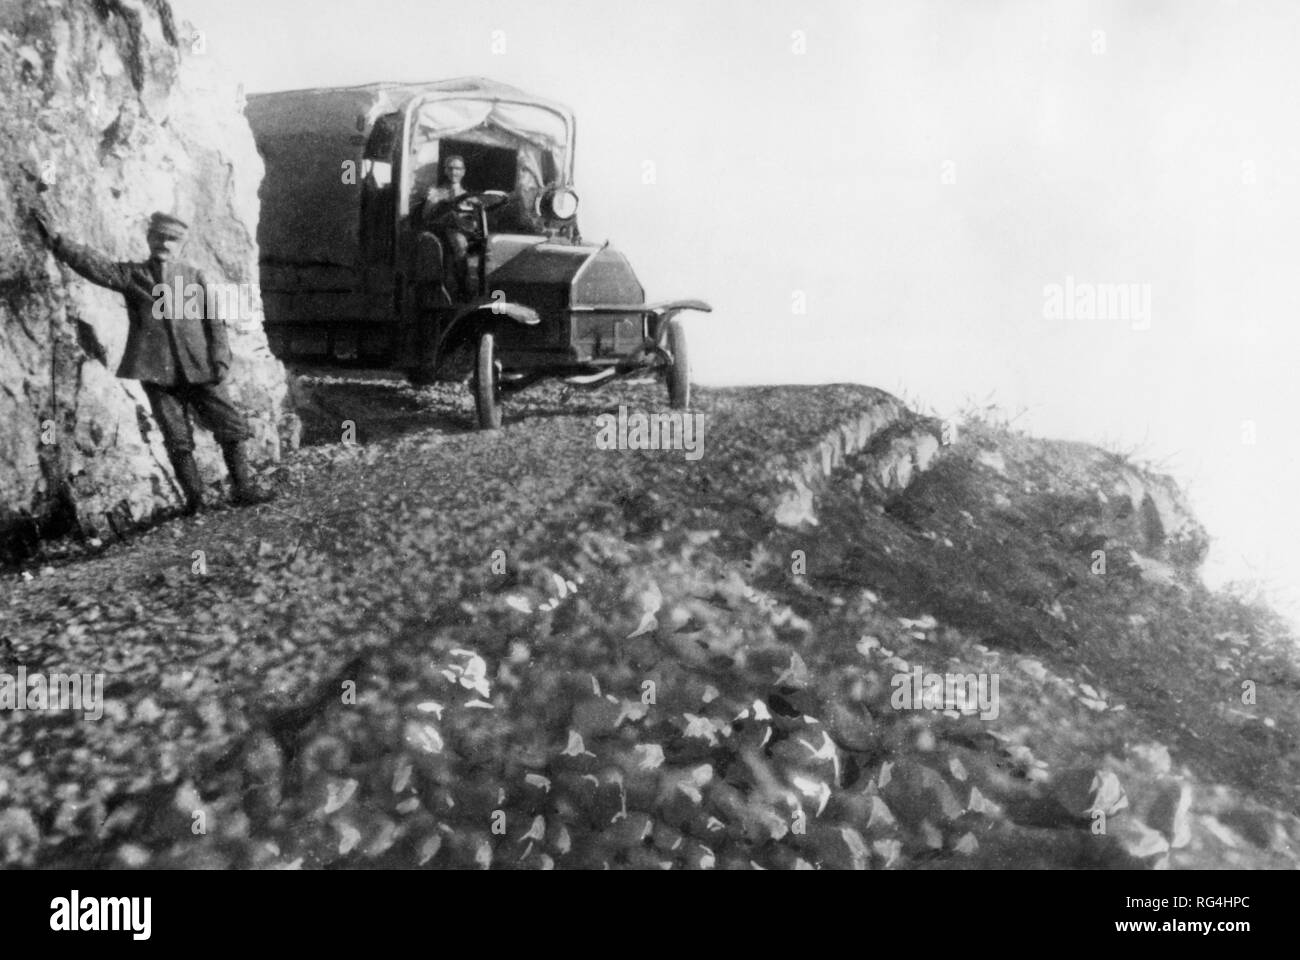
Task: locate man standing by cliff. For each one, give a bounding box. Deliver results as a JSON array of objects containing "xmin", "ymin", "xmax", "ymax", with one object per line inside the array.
[{"xmin": 32, "ymin": 208, "xmax": 272, "ymax": 514}]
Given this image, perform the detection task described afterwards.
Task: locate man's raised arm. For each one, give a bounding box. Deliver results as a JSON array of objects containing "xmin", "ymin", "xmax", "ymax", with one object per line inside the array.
[{"xmin": 32, "ymin": 209, "xmax": 139, "ymax": 294}]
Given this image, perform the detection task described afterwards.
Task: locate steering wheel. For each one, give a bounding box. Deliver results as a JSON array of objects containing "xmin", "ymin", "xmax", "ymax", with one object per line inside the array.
[
  {"xmin": 450, "ymin": 190, "xmax": 510, "ymax": 241},
  {"xmin": 453, "ymin": 190, "xmax": 511, "ymax": 213}
]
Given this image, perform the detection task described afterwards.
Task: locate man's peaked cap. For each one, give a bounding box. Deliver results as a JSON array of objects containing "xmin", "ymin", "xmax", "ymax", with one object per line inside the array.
[{"xmin": 148, "ymin": 212, "xmax": 188, "ymax": 239}]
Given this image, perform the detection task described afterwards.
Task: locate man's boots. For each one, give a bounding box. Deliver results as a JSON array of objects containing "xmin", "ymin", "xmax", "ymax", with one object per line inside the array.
[
  {"xmin": 221, "ymin": 440, "xmax": 273, "ymax": 506},
  {"xmin": 170, "ymin": 451, "xmax": 205, "ymax": 516}
]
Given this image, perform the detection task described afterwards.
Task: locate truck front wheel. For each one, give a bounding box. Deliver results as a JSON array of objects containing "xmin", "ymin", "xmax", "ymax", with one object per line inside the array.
[
  {"xmin": 474, "ymin": 332, "xmax": 503, "ymax": 429},
  {"xmin": 666, "ymin": 317, "xmax": 690, "ymax": 410}
]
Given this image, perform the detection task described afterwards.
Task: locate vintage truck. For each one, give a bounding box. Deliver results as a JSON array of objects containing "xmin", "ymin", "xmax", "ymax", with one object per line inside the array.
[{"xmin": 245, "ymin": 77, "xmax": 710, "ymax": 428}]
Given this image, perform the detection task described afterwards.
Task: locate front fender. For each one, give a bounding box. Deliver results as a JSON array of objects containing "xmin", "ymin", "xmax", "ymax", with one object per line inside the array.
[
  {"xmin": 434, "ymin": 298, "xmax": 540, "ymax": 360},
  {"xmin": 455, "ymin": 297, "xmax": 541, "ymax": 327},
  {"xmin": 646, "ymin": 299, "xmax": 712, "ymax": 317},
  {"xmin": 647, "ymin": 299, "xmax": 711, "ymax": 344}
]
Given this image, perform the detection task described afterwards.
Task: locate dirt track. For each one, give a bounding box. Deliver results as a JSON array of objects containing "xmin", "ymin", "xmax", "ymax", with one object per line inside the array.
[{"xmin": 1, "ymin": 377, "xmax": 914, "ymax": 867}]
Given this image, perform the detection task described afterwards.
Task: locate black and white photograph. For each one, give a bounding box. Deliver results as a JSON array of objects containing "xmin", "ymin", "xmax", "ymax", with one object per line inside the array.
[{"xmin": 0, "ymin": 0, "xmax": 1293, "ymax": 929}]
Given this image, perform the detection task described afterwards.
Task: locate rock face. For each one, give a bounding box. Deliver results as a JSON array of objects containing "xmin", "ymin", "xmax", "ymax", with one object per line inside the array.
[
  {"xmin": 772, "ymin": 396, "xmax": 932, "ymax": 528},
  {"xmin": 1109, "ymin": 464, "xmax": 1209, "ymax": 570},
  {"xmin": 0, "ymin": 0, "xmax": 297, "ymax": 558}
]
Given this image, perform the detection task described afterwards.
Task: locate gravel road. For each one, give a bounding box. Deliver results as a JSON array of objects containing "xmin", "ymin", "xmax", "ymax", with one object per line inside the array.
[{"xmin": 0, "ymin": 377, "xmax": 912, "ymax": 867}]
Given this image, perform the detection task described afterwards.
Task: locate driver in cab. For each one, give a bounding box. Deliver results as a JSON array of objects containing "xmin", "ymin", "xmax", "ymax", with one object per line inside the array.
[{"xmin": 422, "ymin": 154, "xmax": 473, "ymax": 300}]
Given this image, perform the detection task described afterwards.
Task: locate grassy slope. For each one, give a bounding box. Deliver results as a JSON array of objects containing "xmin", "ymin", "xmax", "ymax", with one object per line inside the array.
[
  {"xmin": 788, "ymin": 415, "xmax": 1300, "ymax": 865},
  {"xmin": 816, "ymin": 418, "xmax": 1300, "ymax": 810}
]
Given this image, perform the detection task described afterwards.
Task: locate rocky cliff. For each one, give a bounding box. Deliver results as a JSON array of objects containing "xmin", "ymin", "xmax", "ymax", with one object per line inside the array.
[{"xmin": 0, "ymin": 0, "xmax": 297, "ymax": 560}]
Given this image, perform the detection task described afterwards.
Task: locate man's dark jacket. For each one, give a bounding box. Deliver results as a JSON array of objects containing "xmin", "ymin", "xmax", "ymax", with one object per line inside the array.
[{"xmin": 50, "ymin": 236, "xmax": 231, "ymax": 387}]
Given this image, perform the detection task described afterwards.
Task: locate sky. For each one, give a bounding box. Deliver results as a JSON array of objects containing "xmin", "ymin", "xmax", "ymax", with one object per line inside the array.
[{"xmin": 172, "ymin": 0, "xmax": 1300, "ymax": 621}]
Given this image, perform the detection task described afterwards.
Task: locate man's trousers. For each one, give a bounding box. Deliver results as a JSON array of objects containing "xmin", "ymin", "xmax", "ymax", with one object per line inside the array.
[{"xmin": 141, "ymin": 381, "xmax": 252, "ymax": 455}]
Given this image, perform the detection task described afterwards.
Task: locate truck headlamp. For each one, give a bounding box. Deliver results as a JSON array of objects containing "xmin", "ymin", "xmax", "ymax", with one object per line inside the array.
[{"xmin": 539, "ymin": 187, "xmax": 579, "ymax": 222}]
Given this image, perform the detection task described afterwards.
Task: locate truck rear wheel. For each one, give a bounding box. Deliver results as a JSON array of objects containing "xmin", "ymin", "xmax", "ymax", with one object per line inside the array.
[
  {"xmin": 474, "ymin": 332, "xmax": 503, "ymax": 429},
  {"xmin": 666, "ymin": 317, "xmax": 690, "ymax": 409}
]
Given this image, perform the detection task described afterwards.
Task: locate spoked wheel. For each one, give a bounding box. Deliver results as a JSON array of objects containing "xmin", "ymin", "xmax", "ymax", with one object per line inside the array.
[
  {"xmin": 665, "ymin": 317, "xmax": 690, "ymax": 409},
  {"xmin": 474, "ymin": 332, "xmax": 503, "ymax": 429}
]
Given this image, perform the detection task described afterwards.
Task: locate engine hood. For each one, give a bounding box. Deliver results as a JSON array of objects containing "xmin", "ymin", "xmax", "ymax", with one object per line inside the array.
[{"xmin": 488, "ymin": 241, "xmax": 645, "ymax": 309}]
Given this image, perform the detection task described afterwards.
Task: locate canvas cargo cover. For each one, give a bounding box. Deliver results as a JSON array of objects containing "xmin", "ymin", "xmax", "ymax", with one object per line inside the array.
[{"xmin": 245, "ymin": 78, "xmax": 574, "ymax": 268}]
